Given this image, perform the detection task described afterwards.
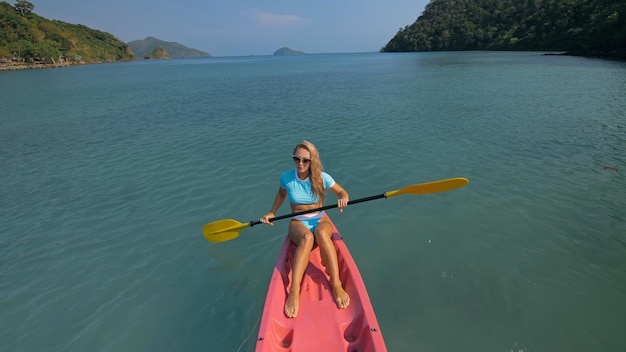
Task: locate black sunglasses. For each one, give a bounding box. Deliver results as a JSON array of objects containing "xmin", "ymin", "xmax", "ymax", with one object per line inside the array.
[{"xmin": 292, "ymin": 156, "xmax": 311, "ymax": 164}]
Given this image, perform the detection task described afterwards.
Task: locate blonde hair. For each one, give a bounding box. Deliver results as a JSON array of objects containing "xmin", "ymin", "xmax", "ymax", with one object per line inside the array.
[{"xmin": 293, "ymin": 140, "xmax": 325, "ymax": 204}]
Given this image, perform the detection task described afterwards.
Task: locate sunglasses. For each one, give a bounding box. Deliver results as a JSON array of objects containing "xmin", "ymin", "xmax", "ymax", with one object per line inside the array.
[{"xmin": 292, "ymin": 156, "xmax": 311, "ymax": 164}]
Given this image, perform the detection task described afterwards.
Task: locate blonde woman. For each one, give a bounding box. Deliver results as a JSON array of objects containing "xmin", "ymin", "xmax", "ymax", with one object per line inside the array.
[{"xmin": 260, "ymin": 141, "xmax": 350, "ymax": 318}]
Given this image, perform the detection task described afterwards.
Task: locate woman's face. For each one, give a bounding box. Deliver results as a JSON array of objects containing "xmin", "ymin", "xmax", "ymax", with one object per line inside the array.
[{"xmin": 293, "ymin": 147, "xmax": 311, "ymax": 175}]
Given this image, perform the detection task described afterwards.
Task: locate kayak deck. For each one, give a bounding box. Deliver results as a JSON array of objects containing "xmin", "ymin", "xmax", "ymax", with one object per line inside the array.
[{"xmin": 255, "ymin": 221, "xmax": 386, "ymax": 352}]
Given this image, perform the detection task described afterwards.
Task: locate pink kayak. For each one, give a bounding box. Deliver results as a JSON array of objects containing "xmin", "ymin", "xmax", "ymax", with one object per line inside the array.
[{"xmin": 255, "ymin": 219, "xmax": 387, "ymax": 352}]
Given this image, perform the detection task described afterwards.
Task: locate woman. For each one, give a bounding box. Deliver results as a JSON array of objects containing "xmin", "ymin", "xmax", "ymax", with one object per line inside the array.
[{"xmin": 260, "ymin": 141, "xmax": 350, "ymax": 318}]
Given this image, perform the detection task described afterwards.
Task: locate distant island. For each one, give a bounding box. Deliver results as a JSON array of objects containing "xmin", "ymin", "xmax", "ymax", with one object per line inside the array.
[
  {"xmin": 127, "ymin": 37, "xmax": 211, "ymax": 60},
  {"xmin": 273, "ymin": 47, "xmax": 305, "ymax": 56},
  {"xmin": 381, "ymin": 0, "xmax": 626, "ymax": 60}
]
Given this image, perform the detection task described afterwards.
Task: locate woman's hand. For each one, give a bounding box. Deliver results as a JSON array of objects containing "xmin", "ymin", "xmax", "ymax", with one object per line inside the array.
[
  {"xmin": 338, "ymin": 198, "xmax": 349, "ymax": 212},
  {"xmin": 260, "ymin": 213, "xmax": 275, "ymax": 225}
]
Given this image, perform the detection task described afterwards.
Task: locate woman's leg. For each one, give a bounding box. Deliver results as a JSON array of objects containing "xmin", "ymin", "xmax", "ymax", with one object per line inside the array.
[
  {"xmin": 285, "ymin": 220, "xmax": 314, "ymax": 318},
  {"xmin": 314, "ymin": 215, "xmax": 350, "ymax": 309}
]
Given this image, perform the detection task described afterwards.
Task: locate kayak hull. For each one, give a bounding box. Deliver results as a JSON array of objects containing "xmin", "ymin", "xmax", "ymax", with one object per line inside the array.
[{"xmin": 255, "ymin": 220, "xmax": 387, "ymax": 352}]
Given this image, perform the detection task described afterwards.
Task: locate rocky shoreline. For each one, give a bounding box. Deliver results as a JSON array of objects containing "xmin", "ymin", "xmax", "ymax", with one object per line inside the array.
[
  {"xmin": 0, "ymin": 58, "xmax": 134, "ymax": 71},
  {"xmin": 0, "ymin": 61, "xmax": 73, "ymax": 71}
]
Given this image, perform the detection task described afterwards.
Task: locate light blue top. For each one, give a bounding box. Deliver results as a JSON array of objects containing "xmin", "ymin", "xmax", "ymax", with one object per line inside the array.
[{"xmin": 280, "ymin": 169, "xmax": 335, "ymax": 204}]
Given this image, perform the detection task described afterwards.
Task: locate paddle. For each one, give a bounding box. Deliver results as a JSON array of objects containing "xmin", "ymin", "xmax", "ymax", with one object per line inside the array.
[{"xmin": 203, "ymin": 177, "xmax": 469, "ymax": 243}]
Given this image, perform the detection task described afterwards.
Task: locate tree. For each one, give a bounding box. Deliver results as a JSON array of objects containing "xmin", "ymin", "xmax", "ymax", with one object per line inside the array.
[
  {"xmin": 15, "ymin": 0, "xmax": 34, "ymax": 16},
  {"xmin": 380, "ymin": 0, "xmax": 626, "ymax": 57}
]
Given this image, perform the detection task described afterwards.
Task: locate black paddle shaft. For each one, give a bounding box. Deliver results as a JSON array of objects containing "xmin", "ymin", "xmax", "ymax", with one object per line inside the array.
[{"xmin": 249, "ymin": 193, "xmax": 387, "ymax": 227}]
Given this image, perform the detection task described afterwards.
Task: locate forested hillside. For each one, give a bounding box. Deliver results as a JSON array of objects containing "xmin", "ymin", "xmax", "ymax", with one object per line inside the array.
[
  {"xmin": 381, "ymin": 0, "xmax": 626, "ymax": 58},
  {"xmin": 0, "ymin": 1, "xmax": 133, "ymax": 64}
]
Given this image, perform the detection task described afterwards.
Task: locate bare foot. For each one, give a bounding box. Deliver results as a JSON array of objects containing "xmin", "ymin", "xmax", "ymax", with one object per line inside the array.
[
  {"xmin": 332, "ymin": 284, "xmax": 350, "ymax": 309},
  {"xmin": 284, "ymin": 290, "xmax": 300, "ymax": 318}
]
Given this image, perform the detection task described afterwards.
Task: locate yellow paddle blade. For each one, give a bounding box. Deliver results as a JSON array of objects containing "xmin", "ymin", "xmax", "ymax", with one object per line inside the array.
[
  {"xmin": 202, "ymin": 219, "xmax": 250, "ymax": 243},
  {"xmin": 385, "ymin": 177, "xmax": 469, "ymax": 198}
]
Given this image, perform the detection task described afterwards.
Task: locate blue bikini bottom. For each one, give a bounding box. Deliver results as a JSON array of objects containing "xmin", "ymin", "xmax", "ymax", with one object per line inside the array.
[{"xmin": 293, "ymin": 211, "xmax": 326, "ymax": 232}]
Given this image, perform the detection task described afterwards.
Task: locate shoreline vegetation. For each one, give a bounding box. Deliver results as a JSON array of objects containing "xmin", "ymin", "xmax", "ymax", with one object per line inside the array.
[
  {"xmin": 0, "ymin": 56, "xmax": 140, "ymax": 71},
  {"xmin": 1, "ymin": 0, "xmax": 210, "ymax": 72},
  {"xmin": 381, "ymin": 0, "xmax": 625, "ymax": 60},
  {"xmin": 0, "ymin": 1, "xmax": 134, "ymax": 71}
]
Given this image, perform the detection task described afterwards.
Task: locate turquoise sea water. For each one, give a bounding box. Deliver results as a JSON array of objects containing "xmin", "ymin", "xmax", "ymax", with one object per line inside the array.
[{"xmin": 1, "ymin": 52, "xmax": 625, "ymax": 351}]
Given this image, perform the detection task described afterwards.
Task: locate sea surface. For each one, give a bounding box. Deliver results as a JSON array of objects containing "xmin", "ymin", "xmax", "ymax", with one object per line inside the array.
[{"xmin": 1, "ymin": 51, "xmax": 625, "ymax": 352}]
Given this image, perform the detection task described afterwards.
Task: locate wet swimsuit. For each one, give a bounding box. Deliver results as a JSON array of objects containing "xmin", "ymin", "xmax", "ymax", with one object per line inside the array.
[
  {"xmin": 293, "ymin": 211, "xmax": 327, "ymax": 232},
  {"xmin": 280, "ymin": 169, "xmax": 335, "ymax": 232}
]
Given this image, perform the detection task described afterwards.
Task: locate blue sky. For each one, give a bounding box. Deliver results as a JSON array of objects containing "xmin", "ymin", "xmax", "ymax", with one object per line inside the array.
[{"xmin": 33, "ymin": 0, "xmax": 429, "ymax": 57}]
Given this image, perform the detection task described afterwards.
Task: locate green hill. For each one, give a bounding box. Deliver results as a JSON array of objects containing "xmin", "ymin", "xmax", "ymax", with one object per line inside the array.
[
  {"xmin": 127, "ymin": 37, "xmax": 211, "ymax": 59},
  {"xmin": 381, "ymin": 0, "xmax": 626, "ymax": 58},
  {"xmin": 0, "ymin": 1, "xmax": 133, "ymax": 65}
]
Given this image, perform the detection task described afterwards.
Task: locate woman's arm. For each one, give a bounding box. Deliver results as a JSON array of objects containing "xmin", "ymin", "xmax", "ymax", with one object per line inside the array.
[
  {"xmin": 329, "ymin": 183, "xmax": 349, "ymax": 211},
  {"xmin": 260, "ymin": 187, "xmax": 287, "ymax": 224}
]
